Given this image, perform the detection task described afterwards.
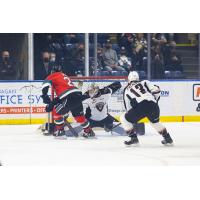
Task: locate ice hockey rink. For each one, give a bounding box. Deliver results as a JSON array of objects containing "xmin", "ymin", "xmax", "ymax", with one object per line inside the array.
[{"xmin": 0, "ymin": 122, "xmax": 200, "ymax": 166}]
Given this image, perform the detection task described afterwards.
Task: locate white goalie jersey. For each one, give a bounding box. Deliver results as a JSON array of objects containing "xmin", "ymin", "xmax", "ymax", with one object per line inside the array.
[
  {"xmin": 123, "ymin": 80, "xmax": 161, "ymax": 111},
  {"xmin": 83, "ymin": 93, "xmax": 111, "ymax": 121},
  {"xmin": 82, "ymin": 81, "xmax": 122, "ymax": 121}
]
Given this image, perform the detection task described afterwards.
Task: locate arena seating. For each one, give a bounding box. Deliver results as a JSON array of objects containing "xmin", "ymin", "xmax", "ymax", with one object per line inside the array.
[{"xmin": 164, "ymin": 70, "xmax": 184, "ymax": 79}]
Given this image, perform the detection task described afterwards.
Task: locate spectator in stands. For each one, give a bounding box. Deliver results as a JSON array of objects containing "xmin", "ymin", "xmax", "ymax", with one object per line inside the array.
[
  {"xmin": 102, "ymin": 40, "xmax": 126, "ymax": 74},
  {"xmin": 89, "ymin": 44, "xmax": 105, "ymax": 75},
  {"xmin": 96, "ymin": 45, "xmax": 104, "ymax": 69},
  {"xmin": 0, "ymin": 51, "xmax": 16, "ymax": 80},
  {"xmin": 62, "ymin": 43, "xmax": 77, "ymax": 76},
  {"xmin": 89, "ymin": 33, "xmax": 110, "ymax": 45},
  {"xmin": 163, "ymin": 34, "xmax": 177, "ymax": 67},
  {"xmin": 151, "ymin": 34, "xmax": 167, "ymax": 78},
  {"xmin": 135, "ymin": 34, "xmax": 147, "ymax": 67},
  {"xmin": 165, "ymin": 43, "xmax": 182, "ymax": 72},
  {"xmin": 48, "ymin": 36, "xmax": 63, "ymax": 59},
  {"xmin": 63, "ymin": 33, "xmax": 84, "ymax": 45},
  {"xmin": 118, "ymin": 33, "xmax": 135, "ymax": 57},
  {"xmin": 34, "ymin": 51, "xmax": 52, "ymax": 80},
  {"xmin": 152, "ymin": 33, "xmax": 167, "ymax": 47},
  {"xmin": 118, "ymin": 46, "xmax": 131, "ymax": 72},
  {"xmin": 151, "ymin": 45, "xmax": 164, "ymax": 78},
  {"xmin": 164, "ymin": 35, "xmax": 182, "ymax": 70},
  {"xmin": 50, "ymin": 52, "xmax": 56, "ymax": 64},
  {"xmin": 73, "ymin": 43, "xmax": 85, "ymax": 75}
]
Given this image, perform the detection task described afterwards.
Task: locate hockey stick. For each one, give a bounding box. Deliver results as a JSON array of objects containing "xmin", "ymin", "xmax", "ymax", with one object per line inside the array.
[
  {"xmin": 111, "ymin": 122, "xmax": 121, "ymax": 130},
  {"xmin": 64, "ymin": 119, "xmax": 79, "ymax": 137},
  {"xmin": 107, "ymin": 114, "xmax": 122, "ymax": 134},
  {"xmin": 110, "ymin": 122, "xmax": 122, "ymax": 135}
]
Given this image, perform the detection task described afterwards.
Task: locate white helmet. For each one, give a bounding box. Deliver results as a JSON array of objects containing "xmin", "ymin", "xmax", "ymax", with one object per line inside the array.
[
  {"xmin": 128, "ymin": 71, "xmax": 139, "ymax": 83},
  {"xmin": 88, "ymin": 83, "xmax": 100, "ymax": 98}
]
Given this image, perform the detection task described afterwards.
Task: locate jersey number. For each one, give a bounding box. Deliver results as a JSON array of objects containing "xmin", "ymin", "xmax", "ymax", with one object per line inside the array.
[
  {"xmin": 130, "ymin": 83, "xmax": 146, "ymax": 97},
  {"xmin": 63, "ymin": 75, "xmax": 73, "ymax": 87}
]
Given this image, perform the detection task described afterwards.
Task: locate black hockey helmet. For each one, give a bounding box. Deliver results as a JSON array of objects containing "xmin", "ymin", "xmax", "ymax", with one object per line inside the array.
[{"xmin": 51, "ymin": 64, "xmax": 62, "ymax": 73}]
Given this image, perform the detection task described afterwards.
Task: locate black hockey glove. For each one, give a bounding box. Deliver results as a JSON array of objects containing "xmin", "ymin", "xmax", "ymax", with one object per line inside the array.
[
  {"xmin": 52, "ymin": 97, "xmax": 61, "ymax": 105},
  {"xmin": 41, "ymin": 94, "xmax": 51, "ymax": 104},
  {"xmin": 45, "ymin": 102, "xmax": 54, "ymax": 112},
  {"xmin": 107, "ymin": 81, "xmax": 122, "ymax": 94},
  {"xmin": 46, "ymin": 97, "xmax": 63, "ymax": 113}
]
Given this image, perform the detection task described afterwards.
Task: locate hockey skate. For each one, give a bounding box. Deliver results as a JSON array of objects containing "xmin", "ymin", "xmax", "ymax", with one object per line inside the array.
[
  {"xmin": 161, "ymin": 133, "xmax": 173, "ymax": 146},
  {"xmin": 82, "ymin": 126, "xmax": 96, "ymax": 138},
  {"xmin": 124, "ymin": 130, "xmax": 139, "ymax": 146},
  {"xmin": 53, "ymin": 125, "xmax": 67, "ymax": 139}
]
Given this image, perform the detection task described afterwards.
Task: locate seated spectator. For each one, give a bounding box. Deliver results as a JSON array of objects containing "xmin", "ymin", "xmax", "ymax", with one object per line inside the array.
[
  {"xmin": 151, "ymin": 34, "xmax": 167, "ymax": 78},
  {"xmin": 165, "ymin": 44, "xmax": 182, "ymax": 72},
  {"xmin": 118, "ymin": 33, "xmax": 135, "ymax": 57},
  {"xmin": 62, "ymin": 44, "xmax": 77, "ymax": 76},
  {"xmin": 74, "ymin": 43, "xmax": 85, "ymax": 75},
  {"xmin": 135, "ymin": 33, "xmax": 147, "ymax": 65},
  {"xmin": 34, "ymin": 51, "xmax": 53, "ymax": 80},
  {"xmin": 48, "ymin": 36, "xmax": 63, "ymax": 59},
  {"xmin": 163, "ymin": 34, "xmax": 177, "ymax": 67},
  {"xmin": 96, "ymin": 45, "xmax": 104, "ymax": 70},
  {"xmin": 102, "ymin": 40, "xmax": 126, "ymax": 74},
  {"xmin": 0, "ymin": 51, "xmax": 16, "ymax": 80},
  {"xmin": 151, "ymin": 33, "xmax": 167, "ymax": 46},
  {"xmin": 89, "ymin": 45, "xmax": 105, "ymax": 75},
  {"xmin": 118, "ymin": 47, "xmax": 131, "ymax": 72},
  {"xmin": 49, "ymin": 52, "xmax": 56, "ymax": 64},
  {"xmin": 151, "ymin": 43, "xmax": 164, "ymax": 79}
]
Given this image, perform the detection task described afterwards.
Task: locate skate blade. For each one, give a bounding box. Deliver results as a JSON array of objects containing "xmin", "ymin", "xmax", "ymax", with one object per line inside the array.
[
  {"xmin": 162, "ymin": 143, "xmax": 174, "ymax": 147},
  {"xmin": 124, "ymin": 143, "xmax": 140, "ymax": 147},
  {"xmin": 43, "ymin": 132, "xmax": 52, "ymax": 136},
  {"xmin": 54, "ymin": 135, "xmax": 68, "ymax": 140}
]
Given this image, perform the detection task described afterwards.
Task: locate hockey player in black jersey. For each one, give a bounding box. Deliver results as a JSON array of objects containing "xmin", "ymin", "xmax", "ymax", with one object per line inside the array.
[
  {"xmin": 81, "ymin": 81, "xmax": 122, "ymax": 132},
  {"xmin": 121, "ymin": 71, "xmax": 173, "ymax": 146}
]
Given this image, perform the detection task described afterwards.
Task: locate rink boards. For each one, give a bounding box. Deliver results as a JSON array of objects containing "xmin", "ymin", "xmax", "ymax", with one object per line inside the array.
[{"xmin": 0, "ymin": 79, "xmax": 200, "ymax": 124}]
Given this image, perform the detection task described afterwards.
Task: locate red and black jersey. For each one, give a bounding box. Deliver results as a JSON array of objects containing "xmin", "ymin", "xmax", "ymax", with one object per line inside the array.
[{"xmin": 42, "ymin": 72, "xmax": 80, "ymax": 99}]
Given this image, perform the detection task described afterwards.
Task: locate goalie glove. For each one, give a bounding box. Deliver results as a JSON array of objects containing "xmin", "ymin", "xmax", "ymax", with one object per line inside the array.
[
  {"xmin": 100, "ymin": 81, "xmax": 122, "ymax": 95},
  {"xmin": 106, "ymin": 81, "xmax": 122, "ymax": 94}
]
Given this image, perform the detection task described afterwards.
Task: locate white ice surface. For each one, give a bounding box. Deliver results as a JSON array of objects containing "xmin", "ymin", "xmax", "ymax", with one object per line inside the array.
[{"xmin": 0, "ymin": 123, "xmax": 200, "ymax": 166}]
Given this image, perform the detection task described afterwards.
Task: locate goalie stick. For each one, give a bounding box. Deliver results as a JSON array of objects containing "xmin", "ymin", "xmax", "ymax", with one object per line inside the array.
[{"xmin": 64, "ymin": 118, "xmax": 79, "ymax": 137}]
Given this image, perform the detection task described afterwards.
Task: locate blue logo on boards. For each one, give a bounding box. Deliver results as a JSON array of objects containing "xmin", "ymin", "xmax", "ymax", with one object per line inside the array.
[{"xmin": 160, "ymin": 90, "xmax": 169, "ymax": 97}]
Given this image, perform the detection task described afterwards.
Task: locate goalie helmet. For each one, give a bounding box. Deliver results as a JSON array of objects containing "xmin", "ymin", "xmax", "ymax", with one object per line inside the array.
[
  {"xmin": 128, "ymin": 71, "xmax": 139, "ymax": 83},
  {"xmin": 88, "ymin": 83, "xmax": 100, "ymax": 98}
]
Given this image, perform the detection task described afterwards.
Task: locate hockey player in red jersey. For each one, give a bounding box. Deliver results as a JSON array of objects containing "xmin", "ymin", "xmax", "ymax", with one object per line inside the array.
[{"xmin": 41, "ymin": 64, "xmax": 95, "ymax": 138}]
